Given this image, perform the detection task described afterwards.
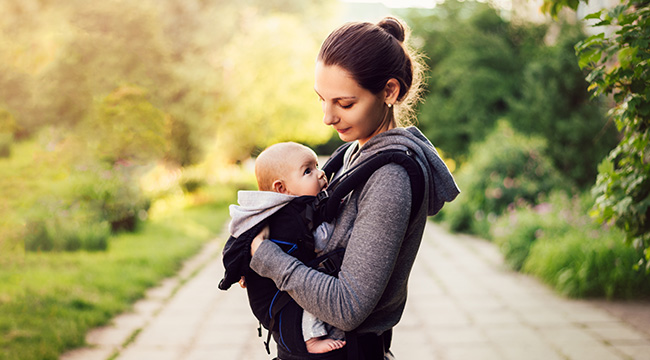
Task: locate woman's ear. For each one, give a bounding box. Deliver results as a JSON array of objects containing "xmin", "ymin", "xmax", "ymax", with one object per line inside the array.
[
  {"xmin": 384, "ymin": 78, "xmax": 400, "ymax": 106},
  {"xmin": 272, "ymin": 180, "xmax": 289, "ymax": 194}
]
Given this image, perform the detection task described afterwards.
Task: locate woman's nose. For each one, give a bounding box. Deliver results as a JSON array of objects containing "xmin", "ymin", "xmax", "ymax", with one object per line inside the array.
[{"xmin": 322, "ymin": 104, "xmax": 338, "ymax": 126}]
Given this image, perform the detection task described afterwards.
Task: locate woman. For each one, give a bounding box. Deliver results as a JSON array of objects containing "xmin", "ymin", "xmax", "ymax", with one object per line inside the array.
[{"xmin": 251, "ymin": 17, "xmax": 460, "ymax": 359}]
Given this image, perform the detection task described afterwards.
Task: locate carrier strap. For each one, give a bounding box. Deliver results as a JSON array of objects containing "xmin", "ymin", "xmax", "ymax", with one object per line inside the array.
[
  {"xmin": 321, "ymin": 142, "xmax": 353, "ymax": 181},
  {"xmin": 265, "ymin": 290, "xmax": 294, "ymax": 353},
  {"xmin": 318, "ymin": 147, "xmax": 425, "ymax": 223}
]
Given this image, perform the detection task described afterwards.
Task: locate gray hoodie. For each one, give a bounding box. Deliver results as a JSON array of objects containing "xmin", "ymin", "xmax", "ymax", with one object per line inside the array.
[{"xmin": 251, "ymin": 126, "xmax": 459, "ymax": 334}]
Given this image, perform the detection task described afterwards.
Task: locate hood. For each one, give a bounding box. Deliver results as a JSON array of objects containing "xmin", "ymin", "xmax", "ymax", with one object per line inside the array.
[
  {"xmin": 228, "ymin": 190, "xmax": 296, "ymax": 237},
  {"xmin": 345, "ymin": 126, "xmax": 460, "ymax": 216}
]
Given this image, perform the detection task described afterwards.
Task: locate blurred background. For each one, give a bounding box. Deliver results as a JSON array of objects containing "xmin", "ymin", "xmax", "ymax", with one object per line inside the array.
[{"xmin": 0, "ymin": 0, "xmax": 648, "ymax": 359}]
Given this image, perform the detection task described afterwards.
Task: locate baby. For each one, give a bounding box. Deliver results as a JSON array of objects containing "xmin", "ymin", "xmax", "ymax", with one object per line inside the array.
[{"xmin": 232, "ymin": 142, "xmax": 345, "ymax": 354}]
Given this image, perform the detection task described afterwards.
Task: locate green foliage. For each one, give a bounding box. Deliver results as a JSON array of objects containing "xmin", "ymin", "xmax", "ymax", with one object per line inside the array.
[
  {"xmin": 22, "ymin": 161, "xmax": 150, "ymax": 252},
  {"xmin": 508, "ymin": 22, "xmax": 618, "ymax": 188},
  {"xmin": 553, "ymin": 0, "xmax": 650, "ymax": 270},
  {"xmin": 0, "ymin": 107, "xmax": 16, "ymax": 157},
  {"xmin": 408, "ymin": 2, "xmax": 614, "ymax": 188},
  {"xmin": 213, "ymin": 13, "xmax": 333, "ymax": 161},
  {"xmin": 411, "ymin": 0, "xmax": 522, "ymax": 159},
  {"xmin": 1, "ymin": 200, "xmax": 231, "ymax": 360},
  {"xmin": 525, "ymin": 226, "xmax": 649, "ymax": 299},
  {"xmin": 0, "ymin": 0, "xmax": 335, "ymax": 166},
  {"xmin": 24, "ymin": 204, "xmax": 110, "ymax": 252},
  {"xmin": 0, "ymin": 134, "xmax": 151, "ymax": 253},
  {"xmin": 494, "ymin": 191, "xmax": 650, "ymax": 299},
  {"xmin": 85, "ymin": 85, "xmax": 168, "ymax": 165},
  {"xmin": 443, "ymin": 121, "xmax": 566, "ymax": 238},
  {"xmin": 492, "ymin": 192, "xmax": 586, "ymax": 271},
  {"xmin": 0, "ymin": 0, "xmax": 335, "ymax": 253},
  {"xmin": 67, "ymin": 162, "xmax": 151, "ymax": 233}
]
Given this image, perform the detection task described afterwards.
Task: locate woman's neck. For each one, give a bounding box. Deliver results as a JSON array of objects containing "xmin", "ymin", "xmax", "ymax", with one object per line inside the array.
[{"xmin": 358, "ymin": 116, "xmax": 397, "ymax": 148}]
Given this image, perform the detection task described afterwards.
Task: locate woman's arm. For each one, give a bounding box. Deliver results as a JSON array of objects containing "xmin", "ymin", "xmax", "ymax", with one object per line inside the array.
[{"xmin": 250, "ymin": 164, "xmax": 411, "ymax": 331}]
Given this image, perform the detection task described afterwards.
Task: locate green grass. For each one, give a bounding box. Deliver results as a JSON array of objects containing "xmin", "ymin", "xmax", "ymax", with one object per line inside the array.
[
  {"xmin": 524, "ymin": 227, "xmax": 650, "ymax": 299},
  {"xmin": 0, "ymin": 200, "xmax": 231, "ymax": 360}
]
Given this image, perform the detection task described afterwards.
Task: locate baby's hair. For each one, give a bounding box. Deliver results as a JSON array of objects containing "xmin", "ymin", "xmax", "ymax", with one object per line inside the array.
[{"xmin": 255, "ymin": 142, "xmax": 313, "ymax": 192}]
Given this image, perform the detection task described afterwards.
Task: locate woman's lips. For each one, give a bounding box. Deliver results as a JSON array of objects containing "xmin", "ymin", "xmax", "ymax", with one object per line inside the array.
[{"xmin": 336, "ymin": 127, "xmax": 349, "ymax": 134}]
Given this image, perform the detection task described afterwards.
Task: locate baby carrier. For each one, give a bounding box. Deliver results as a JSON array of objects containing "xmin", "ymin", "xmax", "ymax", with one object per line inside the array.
[{"xmin": 218, "ymin": 142, "xmax": 425, "ymax": 359}]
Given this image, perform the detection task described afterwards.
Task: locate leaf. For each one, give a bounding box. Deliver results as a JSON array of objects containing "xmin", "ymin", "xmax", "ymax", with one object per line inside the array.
[
  {"xmin": 595, "ymin": 19, "xmax": 612, "ymax": 26},
  {"xmin": 584, "ymin": 10, "xmax": 604, "ymax": 20},
  {"xmin": 618, "ymin": 47, "xmax": 638, "ymax": 69},
  {"xmin": 609, "ymin": 4, "xmax": 627, "ymax": 21},
  {"xmin": 597, "ymin": 158, "xmax": 615, "ymax": 175},
  {"xmin": 638, "ymin": 101, "xmax": 650, "ymax": 117},
  {"xmin": 579, "ymin": 49, "xmax": 602, "ymax": 68},
  {"xmin": 567, "ymin": 0, "xmax": 581, "ymax": 11},
  {"xmin": 585, "ymin": 67, "xmax": 605, "ymax": 82},
  {"xmin": 583, "ymin": 32, "xmax": 606, "ymax": 46}
]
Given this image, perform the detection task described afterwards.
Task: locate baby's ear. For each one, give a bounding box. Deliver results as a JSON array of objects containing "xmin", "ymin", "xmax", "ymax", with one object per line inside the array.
[{"xmin": 272, "ymin": 180, "xmax": 289, "ymax": 194}]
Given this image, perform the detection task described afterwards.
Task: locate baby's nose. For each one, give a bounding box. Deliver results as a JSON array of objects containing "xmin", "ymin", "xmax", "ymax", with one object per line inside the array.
[{"xmin": 319, "ymin": 169, "xmax": 327, "ymax": 184}]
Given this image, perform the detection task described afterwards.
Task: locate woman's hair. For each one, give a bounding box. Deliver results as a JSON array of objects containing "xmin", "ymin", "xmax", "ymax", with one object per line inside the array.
[{"xmin": 317, "ymin": 16, "xmax": 426, "ymax": 126}]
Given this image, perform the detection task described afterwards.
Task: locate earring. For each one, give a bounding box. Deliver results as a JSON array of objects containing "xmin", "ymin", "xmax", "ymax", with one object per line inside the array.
[{"xmin": 387, "ymin": 103, "xmax": 393, "ymax": 108}]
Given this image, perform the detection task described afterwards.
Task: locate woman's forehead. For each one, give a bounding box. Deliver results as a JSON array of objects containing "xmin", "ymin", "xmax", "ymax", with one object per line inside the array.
[{"xmin": 314, "ymin": 62, "xmax": 362, "ymax": 98}]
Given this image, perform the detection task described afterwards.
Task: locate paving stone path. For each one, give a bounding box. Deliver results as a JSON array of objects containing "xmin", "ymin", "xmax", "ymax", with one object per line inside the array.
[{"xmin": 61, "ymin": 222, "xmax": 650, "ymax": 360}]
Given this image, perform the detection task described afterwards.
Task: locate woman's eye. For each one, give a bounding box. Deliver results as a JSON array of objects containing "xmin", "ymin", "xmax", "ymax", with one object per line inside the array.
[{"xmin": 340, "ymin": 103, "xmax": 353, "ymax": 109}]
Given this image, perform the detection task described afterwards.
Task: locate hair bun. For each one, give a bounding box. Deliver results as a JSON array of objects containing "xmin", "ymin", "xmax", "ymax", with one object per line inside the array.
[{"xmin": 377, "ymin": 17, "xmax": 405, "ymax": 42}]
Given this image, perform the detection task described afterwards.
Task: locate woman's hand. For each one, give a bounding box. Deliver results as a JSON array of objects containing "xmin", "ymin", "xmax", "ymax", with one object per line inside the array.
[{"xmin": 251, "ymin": 225, "xmax": 270, "ymax": 257}]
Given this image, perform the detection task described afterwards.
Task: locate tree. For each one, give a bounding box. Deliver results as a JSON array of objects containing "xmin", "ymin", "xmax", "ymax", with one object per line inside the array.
[
  {"xmin": 408, "ymin": 1, "xmax": 617, "ymax": 189},
  {"xmin": 410, "ymin": 1, "xmax": 522, "ymax": 160},
  {"xmin": 543, "ymin": 0, "xmax": 650, "ymax": 270},
  {"xmin": 507, "ymin": 22, "xmax": 618, "ymax": 188},
  {"xmin": 213, "ymin": 13, "xmax": 333, "ymax": 161},
  {"xmin": 85, "ymin": 85, "xmax": 168, "ymax": 165}
]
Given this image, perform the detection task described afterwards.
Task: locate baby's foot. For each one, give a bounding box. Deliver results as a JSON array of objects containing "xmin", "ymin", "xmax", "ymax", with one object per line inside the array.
[{"xmin": 305, "ymin": 337, "xmax": 346, "ymax": 354}]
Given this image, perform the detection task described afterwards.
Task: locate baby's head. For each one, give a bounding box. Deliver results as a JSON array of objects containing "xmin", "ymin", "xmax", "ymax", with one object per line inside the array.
[{"xmin": 255, "ymin": 142, "xmax": 327, "ymax": 196}]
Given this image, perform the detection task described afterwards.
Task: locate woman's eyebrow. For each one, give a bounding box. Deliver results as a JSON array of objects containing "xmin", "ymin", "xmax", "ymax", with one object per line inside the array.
[{"xmin": 314, "ymin": 89, "xmax": 356, "ymax": 101}]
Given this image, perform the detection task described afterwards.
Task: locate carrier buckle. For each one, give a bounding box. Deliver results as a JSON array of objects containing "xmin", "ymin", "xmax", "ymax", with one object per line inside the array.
[
  {"xmin": 318, "ymin": 257, "xmax": 338, "ymax": 275},
  {"xmin": 314, "ymin": 190, "xmax": 329, "ymax": 207}
]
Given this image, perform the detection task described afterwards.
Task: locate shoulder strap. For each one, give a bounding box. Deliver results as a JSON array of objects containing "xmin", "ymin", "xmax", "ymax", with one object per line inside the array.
[
  {"xmin": 321, "ymin": 142, "xmax": 354, "ymax": 181},
  {"xmin": 316, "ymin": 148, "xmax": 425, "ymax": 223}
]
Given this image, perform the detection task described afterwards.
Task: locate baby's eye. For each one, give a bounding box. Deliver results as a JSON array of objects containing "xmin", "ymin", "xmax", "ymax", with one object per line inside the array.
[{"xmin": 304, "ymin": 168, "xmax": 312, "ymax": 175}]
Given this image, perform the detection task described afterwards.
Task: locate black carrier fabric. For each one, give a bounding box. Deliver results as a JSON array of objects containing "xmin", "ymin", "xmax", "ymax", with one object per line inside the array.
[
  {"xmin": 219, "ymin": 196, "xmax": 322, "ymax": 355},
  {"xmin": 219, "ymin": 142, "xmax": 425, "ymax": 359}
]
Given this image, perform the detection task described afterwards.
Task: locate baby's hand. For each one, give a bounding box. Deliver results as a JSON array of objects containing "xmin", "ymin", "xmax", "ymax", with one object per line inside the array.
[
  {"xmin": 238, "ymin": 276, "xmax": 247, "ymax": 288},
  {"xmin": 251, "ymin": 225, "xmax": 270, "ymax": 257}
]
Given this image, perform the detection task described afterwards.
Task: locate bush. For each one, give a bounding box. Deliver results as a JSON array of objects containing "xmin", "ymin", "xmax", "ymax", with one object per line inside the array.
[
  {"xmin": 24, "ymin": 160, "xmax": 150, "ymax": 252},
  {"xmin": 24, "ymin": 203, "xmax": 111, "ymax": 252},
  {"xmin": 411, "ymin": 0, "xmax": 529, "ymax": 160},
  {"xmin": 0, "ymin": 107, "xmax": 16, "ymax": 158},
  {"xmin": 507, "ymin": 22, "xmax": 617, "ymax": 188},
  {"xmin": 524, "ymin": 226, "xmax": 650, "ymax": 299},
  {"xmin": 442, "ymin": 121, "xmax": 567, "ymax": 237},
  {"xmin": 493, "ymin": 190, "xmax": 650, "ymax": 299},
  {"xmin": 69, "ymin": 162, "xmax": 150, "ymax": 233},
  {"xmin": 492, "ymin": 192, "xmax": 587, "ymax": 270}
]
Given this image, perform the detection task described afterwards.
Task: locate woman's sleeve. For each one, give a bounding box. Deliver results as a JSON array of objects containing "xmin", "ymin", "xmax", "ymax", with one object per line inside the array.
[{"xmin": 250, "ymin": 164, "xmax": 411, "ymax": 331}]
